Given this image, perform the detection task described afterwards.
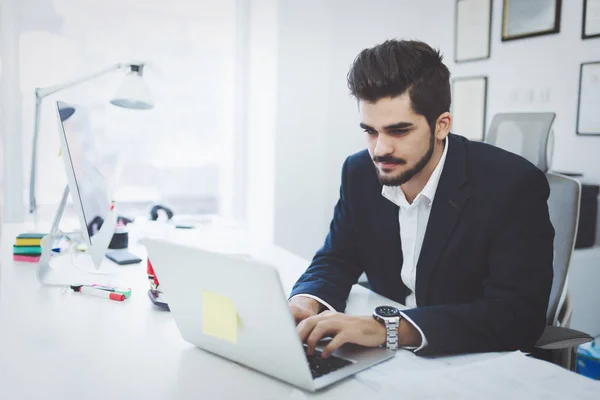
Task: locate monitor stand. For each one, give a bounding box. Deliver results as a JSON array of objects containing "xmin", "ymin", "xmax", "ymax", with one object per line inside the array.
[{"xmin": 37, "ymin": 185, "xmax": 118, "ymax": 286}]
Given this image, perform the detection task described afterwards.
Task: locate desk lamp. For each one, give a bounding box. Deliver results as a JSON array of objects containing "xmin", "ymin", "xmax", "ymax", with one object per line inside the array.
[{"xmin": 28, "ymin": 63, "xmax": 154, "ymax": 217}]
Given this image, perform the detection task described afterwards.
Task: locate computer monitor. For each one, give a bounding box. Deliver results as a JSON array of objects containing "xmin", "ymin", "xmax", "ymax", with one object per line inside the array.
[
  {"xmin": 56, "ymin": 100, "xmax": 112, "ymax": 246},
  {"xmin": 36, "ymin": 101, "xmax": 118, "ymax": 285}
]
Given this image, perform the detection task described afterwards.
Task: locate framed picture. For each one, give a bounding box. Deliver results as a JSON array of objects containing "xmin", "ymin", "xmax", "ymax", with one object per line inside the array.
[
  {"xmin": 451, "ymin": 76, "xmax": 488, "ymax": 141},
  {"xmin": 583, "ymin": 0, "xmax": 600, "ymax": 39},
  {"xmin": 454, "ymin": 0, "xmax": 492, "ymax": 63},
  {"xmin": 501, "ymin": 0, "xmax": 562, "ymax": 41},
  {"xmin": 576, "ymin": 61, "xmax": 600, "ymax": 136}
]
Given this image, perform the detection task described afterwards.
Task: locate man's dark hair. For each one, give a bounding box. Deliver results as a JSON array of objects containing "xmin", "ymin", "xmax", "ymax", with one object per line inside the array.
[{"xmin": 347, "ymin": 39, "xmax": 451, "ymax": 131}]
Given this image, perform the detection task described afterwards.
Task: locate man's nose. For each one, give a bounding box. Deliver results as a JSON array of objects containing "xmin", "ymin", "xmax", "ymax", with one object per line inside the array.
[{"xmin": 373, "ymin": 135, "xmax": 394, "ymax": 156}]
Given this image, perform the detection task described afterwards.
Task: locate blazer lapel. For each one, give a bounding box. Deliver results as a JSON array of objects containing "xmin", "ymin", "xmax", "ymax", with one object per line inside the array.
[
  {"xmin": 367, "ymin": 174, "xmax": 407, "ymax": 300},
  {"xmin": 378, "ymin": 194, "xmax": 403, "ymax": 266},
  {"xmin": 415, "ymin": 135, "xmax": 470, "ymax": 306},
  {"xmin": 375, "ymin": 192, "xmax": 407, "ymax": 302}
]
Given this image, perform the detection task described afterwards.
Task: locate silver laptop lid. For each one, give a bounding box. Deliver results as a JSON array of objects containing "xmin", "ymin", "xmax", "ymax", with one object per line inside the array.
[{"xmin": 142, "ymin": 237, "xmax": 315, "ymax": 390}]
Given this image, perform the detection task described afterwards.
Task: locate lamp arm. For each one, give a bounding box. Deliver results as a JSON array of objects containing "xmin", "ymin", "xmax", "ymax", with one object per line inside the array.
[
  {"xmin": 35, "ymin": 63, "xmax": 128, "ymax": 99},
  {"xmin": 29, "ymin": 62, "xmax": 129, "ymax": 215}
]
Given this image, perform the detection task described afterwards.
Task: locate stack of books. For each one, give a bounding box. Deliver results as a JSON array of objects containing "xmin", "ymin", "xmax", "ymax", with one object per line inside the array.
[{"xmin": 13, "ymin": 233, "xmax": 46, "ymax": 262}]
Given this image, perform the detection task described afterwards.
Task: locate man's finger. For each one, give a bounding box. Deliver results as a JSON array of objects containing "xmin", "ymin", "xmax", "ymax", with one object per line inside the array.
[
  {"xmin": 306, "ymin": 320, "xmax": 338, "ymax": 355},
  {"xmin": 322, "ymin": 333, "xmax": 348, "ymax": 358},
  {"xmin": 296, "ymin": 315, "xmax": 319, "ymax": 343},
  {"xmin": 290, "ymin": 305, "xmax": 308, "ymax": 324}
]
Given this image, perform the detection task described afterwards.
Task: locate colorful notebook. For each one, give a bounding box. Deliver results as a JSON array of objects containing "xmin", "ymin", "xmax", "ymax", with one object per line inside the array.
[
  {"xmin": 13, "ymin": 245, "xmax": 42, "ymax": 255},
  {"xmin": 15, "ymin": 233, "xmax": 46, "ymax": 247},
  {"xmin": 15, "ymin": 238, "xmax": 42, "ymax": 246},
  {"xmin": 16, "ymin": 233, "xmax": 46, "ymax": 239},
  {"xmin": 13, "ymin": 254, "xmax": 41, "ymax": 263}
]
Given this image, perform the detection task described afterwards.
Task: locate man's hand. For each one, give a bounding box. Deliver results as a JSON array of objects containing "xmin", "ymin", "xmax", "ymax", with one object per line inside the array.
[
  {"xmin": 288, "ymin": 296, "xmax": 322, "ymax": 324},
  {"xmin": 297, "ymin": 311, "xmax": 386, "ymax": 358}
]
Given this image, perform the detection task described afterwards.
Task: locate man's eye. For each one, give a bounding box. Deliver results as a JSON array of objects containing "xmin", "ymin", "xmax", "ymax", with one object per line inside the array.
[
  {"xmin": 363, "ymin": 129, "xmax": 377, "ymax": 135},
  {"xmin": 390, "ymin": 130, "xmax": 408, "ymax": 135}
]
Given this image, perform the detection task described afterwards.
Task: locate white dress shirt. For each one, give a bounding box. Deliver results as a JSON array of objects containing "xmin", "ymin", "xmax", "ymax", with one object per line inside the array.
[
  {"xmin": 382, "ymin": 136, "xmax": 448, "ymax": 309},
  {"xmin": 379, "ymin": 137, "xmax": 448, "ymax": 351},
  {"xmin": 294, "ymin": 138, "xmax": 449, "ymax": 352}
]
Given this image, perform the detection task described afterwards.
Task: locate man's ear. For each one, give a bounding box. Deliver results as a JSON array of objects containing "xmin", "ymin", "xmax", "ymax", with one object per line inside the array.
[{"xmin": 435, "ymin": 112, "xmax": 452, "ymax": 140}]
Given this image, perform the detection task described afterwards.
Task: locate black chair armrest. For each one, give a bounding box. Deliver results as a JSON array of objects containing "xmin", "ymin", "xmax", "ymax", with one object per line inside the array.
[{"xmin": 535, "ymin": 325, "xmax": 593, "ymax": 350}]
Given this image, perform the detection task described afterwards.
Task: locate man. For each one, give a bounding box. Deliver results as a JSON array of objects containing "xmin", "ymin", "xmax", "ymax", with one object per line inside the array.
[{"xmin": 288, "ymin": 40, "xmax": 554, "ymax": 357}]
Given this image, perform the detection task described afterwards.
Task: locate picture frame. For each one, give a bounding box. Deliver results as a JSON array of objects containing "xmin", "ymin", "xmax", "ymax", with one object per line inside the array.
[
  {"xmin": 454, "ymin": 0, "xmax": 492, "ymax": 63},
  {"xmin": 576, "ymin": 61, "xmax": 600, "ymax": 136},
  {"xmin": 501, "ymin": 0, "xmax": 562, "ymax": 41},
  {"xmin": 451, "ymin": 76, "xmax": 488, "ymax": 141},
  {"xmin": 582, "ymin": 0, "xmax": 600, "ymax": 39}
]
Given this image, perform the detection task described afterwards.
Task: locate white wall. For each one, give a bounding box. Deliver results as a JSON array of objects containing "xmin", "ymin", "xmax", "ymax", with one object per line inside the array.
[
  {"xmin": 267, "ymin": 0, "xmax": 600, "ymax": 259},
  {"xmin": 245, "ymin": 0, "xmax": 278, "ymax": 244},
  {"xmin": 273, "ymin": 0, "xmax": 332, "ymax": 258},
  {"xmin": 1, "ymin": 0, "xmax": 25, "ymax": 223},
  {"xmin": 272, "ymin": 0, "xmax": 455, "ymax": 258}
]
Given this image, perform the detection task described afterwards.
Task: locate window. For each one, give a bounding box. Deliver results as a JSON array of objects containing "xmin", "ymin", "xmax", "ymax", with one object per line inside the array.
[{"xmin": 20, "ymin": 0, "xmax": 239, "ymax": 222}]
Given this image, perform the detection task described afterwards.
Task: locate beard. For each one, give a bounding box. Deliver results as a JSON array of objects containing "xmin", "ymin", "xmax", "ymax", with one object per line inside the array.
[{"xmin": 374, "ymin": 132, "xmax": 435, "ymax": 186}]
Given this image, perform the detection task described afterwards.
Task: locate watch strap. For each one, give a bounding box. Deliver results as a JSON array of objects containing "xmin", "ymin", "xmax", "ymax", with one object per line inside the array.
[{"xmin": 384, "ymin": 318, "xmax": 399, "ymax": 350}]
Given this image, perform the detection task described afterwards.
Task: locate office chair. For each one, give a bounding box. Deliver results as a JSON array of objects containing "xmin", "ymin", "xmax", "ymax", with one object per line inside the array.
[{"xmin": 484, "ymin": 112, "xmax": 593, "ymax": 371}]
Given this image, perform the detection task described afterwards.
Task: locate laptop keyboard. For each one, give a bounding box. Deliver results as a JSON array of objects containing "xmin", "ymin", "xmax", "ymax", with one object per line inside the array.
[{"xmin": 303, "ymin": 346, "xmax": 353, "ymax": 379}]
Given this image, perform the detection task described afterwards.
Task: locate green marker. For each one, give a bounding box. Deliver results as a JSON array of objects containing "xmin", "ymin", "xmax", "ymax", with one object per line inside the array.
[{"xmin": 91, "ymin": 284, "xmax": 132, "ymax": 299}]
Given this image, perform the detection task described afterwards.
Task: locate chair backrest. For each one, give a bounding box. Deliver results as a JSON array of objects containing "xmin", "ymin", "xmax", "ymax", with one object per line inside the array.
[
  {"xmin": 484, "ymin": 112, "xmax": 556, "ymax": 171},
  {"xmin": 545, "ymin": 172, "xmax": 581, "ymax": 324},
  {"xmin": 484, "ymin": 112, "xmax": 580, "ymax": 325}
]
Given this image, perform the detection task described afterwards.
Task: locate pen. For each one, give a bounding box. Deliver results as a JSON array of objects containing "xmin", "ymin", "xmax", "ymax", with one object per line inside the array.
[
  {"xmin": 91, "ymin": 284, "xmax": 132, "ymax": 298},
  {"xmin": 71, "ymin": 285, "xmax": 125, "ymax": 301}
]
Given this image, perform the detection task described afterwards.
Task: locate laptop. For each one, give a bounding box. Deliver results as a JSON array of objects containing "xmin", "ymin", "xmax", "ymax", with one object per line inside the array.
[{"xmin": 143, "ymin": 237, "xmax": 395, "ymax": 392}]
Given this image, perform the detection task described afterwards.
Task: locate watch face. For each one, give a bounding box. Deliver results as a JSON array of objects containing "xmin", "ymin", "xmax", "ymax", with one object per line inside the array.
[{"xmin": 376, "ymin": 306, "xmax": 400, "ymax": 318}]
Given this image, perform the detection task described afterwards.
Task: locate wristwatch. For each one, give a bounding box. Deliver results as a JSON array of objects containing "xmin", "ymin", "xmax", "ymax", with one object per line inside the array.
[{"xmin": 373, "ymin": 305, "xmax": 401, "ymax": 350}]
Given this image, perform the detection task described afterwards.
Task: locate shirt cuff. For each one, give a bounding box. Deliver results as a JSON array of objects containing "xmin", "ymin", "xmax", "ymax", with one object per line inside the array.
[
  {"xmin": 289, "ymin": 294, "xmax": 336, "ymax": 312},
  {"xmin": 399, "ymin": 312, "xmax": 428, "ymax": 352}
]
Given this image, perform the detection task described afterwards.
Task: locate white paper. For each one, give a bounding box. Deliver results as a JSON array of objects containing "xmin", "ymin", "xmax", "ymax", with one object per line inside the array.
[
  {"xmin": 355, "ymin": 351, "xmax": 600, "ymax": 399},
  {"xmin": 504, "ymin": 0, "xmax": 558, "ymax": 37},
  {"xmin": 452, "ymin": 77, "xmax": 487, "ymax": 141},
  {"xmin": 455, "ymin": 0, "xmax": 491, "ymax": 61},
  {"xmin": 585, "ymin": 0, "xmax": 600, "ymax": 37},
  {"xmin": 578, "ymin": 63, "xmax": 600, "ymax": 134}
]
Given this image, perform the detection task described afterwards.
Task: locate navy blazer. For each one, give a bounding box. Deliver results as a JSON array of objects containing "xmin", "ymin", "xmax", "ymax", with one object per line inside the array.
[{"xmin": 290, "ymin": 134, "xmax": 555, "ymax": 356}]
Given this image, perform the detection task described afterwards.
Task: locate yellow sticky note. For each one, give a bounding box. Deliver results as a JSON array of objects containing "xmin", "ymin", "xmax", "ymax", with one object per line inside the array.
[{"xmin": 202, "ymin": 290, "xmax": 238, "ymax": 344}]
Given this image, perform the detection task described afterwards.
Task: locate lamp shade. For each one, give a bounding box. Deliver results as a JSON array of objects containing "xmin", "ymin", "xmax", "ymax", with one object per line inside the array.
[
  {"xmin": 110, "ymin": 67, "xmax": 154, "ymax": 110},
  {"xmin": 58, "ymin": 105, "xmax": 76, "ymax": 122}
]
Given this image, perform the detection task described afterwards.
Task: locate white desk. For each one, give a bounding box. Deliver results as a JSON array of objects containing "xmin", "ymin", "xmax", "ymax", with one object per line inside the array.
[{"xmin": 0, "ymin": 222, "xmax": 594, "ymax": 399}]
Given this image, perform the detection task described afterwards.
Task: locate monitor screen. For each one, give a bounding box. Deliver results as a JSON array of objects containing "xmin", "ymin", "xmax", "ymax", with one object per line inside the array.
[{"xmin": 56, "ymin": 101, "xmax": 112, "ymax": 245}]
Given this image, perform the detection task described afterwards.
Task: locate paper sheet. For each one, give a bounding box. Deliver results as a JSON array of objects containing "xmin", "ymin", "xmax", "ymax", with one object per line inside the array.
[
  {"xmin": 455, "ymin": 0, "xmax": 491, "ymax": 61},
  {"xmin": 504, "ymin": 0, "xmax": 557, "ymax": 37},
  {"xmin": 578, "ymin": 63, "xmax": 600, "ymax": 134},
  {"xmin": 355, "ymin": 351, "xmax": 599, "ymax": 399},
  {"xmin": 585, "ymin": 0, "xmax": 600, "ymax": 37},
  {"xmin": 452, "ymin": 77, "xmax": 487, "ymax": 141},
  {"xmin": 202, "ymin": 290, "xmax": 238, "ymax": 344}
]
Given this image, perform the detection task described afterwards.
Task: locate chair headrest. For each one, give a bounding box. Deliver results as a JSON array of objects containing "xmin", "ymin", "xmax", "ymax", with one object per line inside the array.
[{"xmin": 484, "ymin": 112, "xmax": 556, "ymax": 172}]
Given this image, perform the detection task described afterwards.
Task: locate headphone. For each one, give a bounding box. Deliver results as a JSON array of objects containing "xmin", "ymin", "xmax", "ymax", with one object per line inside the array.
[{"xmin": 150, "ymin": 204, "xmax": 174, "ymax": 221}]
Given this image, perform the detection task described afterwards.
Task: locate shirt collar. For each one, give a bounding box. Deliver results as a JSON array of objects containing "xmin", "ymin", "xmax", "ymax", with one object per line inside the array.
[{"xmin": 381, "ymin": 137, "xmax": 449, "ymax": 207}]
